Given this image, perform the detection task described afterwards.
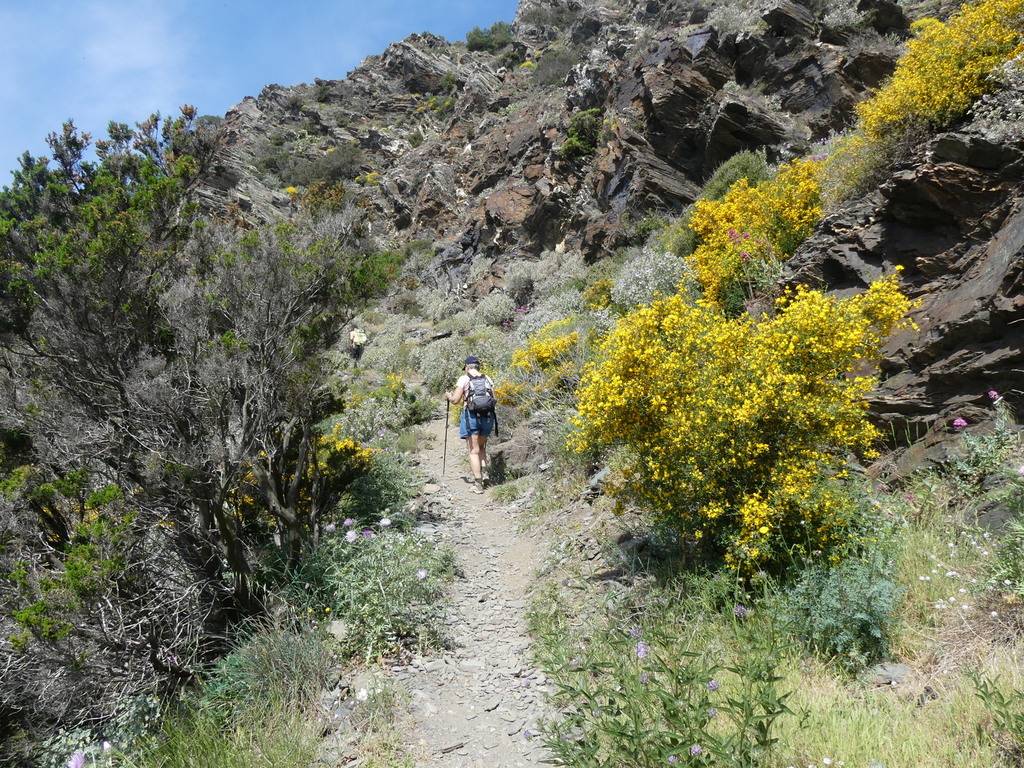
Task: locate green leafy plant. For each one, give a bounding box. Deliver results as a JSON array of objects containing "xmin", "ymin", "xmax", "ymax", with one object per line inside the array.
[
  {"xmin": 466, "ymin": 21, "xmax": 514, "ymax": 52},
  {"xmin": 559, "ymin": 109, "xmax": 603, "ymax": 161},
  {"xmin": 972, "ymin": 671, "xmax": 1024, "ymax": 760},
  {"xmin": 784, "ymin": 551, "xmax": 903, "ymax": 672},
  {"xmin": 289, "ymin": 529, "xmax": 456, "ymax": 660},
  {"xmin": 700, "ymin": 150, "xmax": 771, "ymax": 202},
  {"xmin": 541, "ymin": 610, "xmax": 795, "ymax": 767}
]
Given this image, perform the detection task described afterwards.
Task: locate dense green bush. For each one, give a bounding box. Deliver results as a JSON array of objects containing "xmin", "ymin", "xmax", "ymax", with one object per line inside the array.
[
  {"xmin": 559, "ymin": 108, "xmax": 603, "ymax": 160},
  {"xmin": 258, "ymin": 141, "xmax": 364, "ymax": 186},
  {"xmin": 335, "ymin": 449, "xmax": 417, "ymax": 523},
  {"xmin": 700, "ymin": 150, "xmax": 772, "ymax": 201},
  {"xmin": 466, "ymin": 21, "xmax": 514, "ymax": 52},
  {"xmin": 784, "ymin": 552, "xmax": 903, "ymax": 671}
]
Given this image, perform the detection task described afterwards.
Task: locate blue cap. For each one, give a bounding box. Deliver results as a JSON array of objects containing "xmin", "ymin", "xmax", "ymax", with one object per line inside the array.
[{"xmin": 464, "ymin": 355, "xmax": 480, "ymax": 366}]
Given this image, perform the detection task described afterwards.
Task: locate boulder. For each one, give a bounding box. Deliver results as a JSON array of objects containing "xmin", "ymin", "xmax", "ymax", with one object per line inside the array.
[{"xmin": 762, "ymin": 1, "xmax": 817, "ymax": 38}]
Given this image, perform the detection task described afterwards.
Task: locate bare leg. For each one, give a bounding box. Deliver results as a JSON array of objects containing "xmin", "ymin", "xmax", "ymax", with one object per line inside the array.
[
  {"xmin": 479, "ymin": 436, "xmax": 489, "ymax": 480},
  {"xmin": 467, "ymin": 435, "xmax": 483, "ymax": 480}
]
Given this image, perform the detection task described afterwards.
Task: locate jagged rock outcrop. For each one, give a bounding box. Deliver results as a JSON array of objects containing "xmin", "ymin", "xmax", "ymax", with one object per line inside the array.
[
  {"xmin": 786, "ymin": 107, "xmax": 1024, "ymax": 454},
  {"xmin": 189, "ymin": 0, "xmax": 1024, "ymax": 439},
  {"xmin": 195, "ymin": 0, "xmax": 902, "ymax": 263}
]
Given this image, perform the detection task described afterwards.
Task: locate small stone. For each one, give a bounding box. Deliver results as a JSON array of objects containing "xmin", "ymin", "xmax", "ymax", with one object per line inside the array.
[{"xmin": 423, "ymin": 483, "xmax": 441, "ymax": 494}]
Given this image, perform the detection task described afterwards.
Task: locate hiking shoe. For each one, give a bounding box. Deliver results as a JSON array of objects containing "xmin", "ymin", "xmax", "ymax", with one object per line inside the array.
[{"xmin": 472, "ymin": 479, "xmax": 485, "ymax": 495}]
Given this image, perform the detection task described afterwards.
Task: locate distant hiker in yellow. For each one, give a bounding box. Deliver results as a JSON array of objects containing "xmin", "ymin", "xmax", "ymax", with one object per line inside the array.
[
  {"xmin": 445, "ymin": 355, "xmax": 497, "ymax": 495},
  {"xmin": 349, "ymin": 327, "xmax": 368, "ymax": 362}
]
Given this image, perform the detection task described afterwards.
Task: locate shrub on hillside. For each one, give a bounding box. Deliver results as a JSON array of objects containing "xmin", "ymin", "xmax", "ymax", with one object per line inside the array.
[
  {"xmin": 534, "ymin": 46, "xmax": 578, "ymax": 86},
  {"xmin": 415, "ymin": 336, "xmax": 468, "ymax": 392},
  {"xmin": 688, "ymin": 158, "xmax": 822, "ymax": 313},
  {"xmin": 610, "ymin": 244, "xmax": 687, "ymax": 310},
  {"xmin": 700, "ymin": 149, "xmax": 772, "ymax": 202},
  {"xmin": 572, "ymin": 274, "xmax": 914, "ymax": 573},
  {"xmin": 335, "ymin": 449, "xmax": 417, "ymax": 523},
  {"xmin": 659, "ymin": 209, "xmax": 699, "ymax": 260},
  {"xmin": 515, "ymin": 289, "xmax": 584, "ymax": 340},
  {"xmin": 199, "ymin": 626, "xmax": 333, "ymax": 722},
  {"xmin": 258, "ymin": 141, "xmax": 364, "ymax": 186},
  {"xmin": 466, "ymin": 21, "xmax": 514, "ymax": 52},
  {"xmin": 559, "ymin": 108, "xmax": 603, "ymax": 160},
  {"xmin": 474, "ymin": 291, "xmax": 517, "ymax": 326},
  {"xmin": 504, "ymin": 261, "xmax": 538, "ymax": 306},
  {"xmin": 785, "ymin": 552, "xmax": 904, "ymax": 671},
  {"xmin": 329, "ymin": 379, "xmax": 432, "ymax": 445},
  {"xmin": 857, "ymin": 0, "xmax": 1024, "ymax": 139}
]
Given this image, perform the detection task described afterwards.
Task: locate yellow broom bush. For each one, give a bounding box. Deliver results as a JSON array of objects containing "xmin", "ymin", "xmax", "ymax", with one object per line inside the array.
[
  {"xmin": 687, "ymin": 159, "xmax": 822, "ymax": 312},
  {"xmin": 571, "ymin": 273, "xmax": 914, "ymax": 573},
  {"xmin": 857, "ymin": 0, "xmax": 1024, "ymax": 138}
]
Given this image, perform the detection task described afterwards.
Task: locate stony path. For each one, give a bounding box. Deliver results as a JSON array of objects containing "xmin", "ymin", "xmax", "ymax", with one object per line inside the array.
[{"xmin": 392, "ymin": 415, "xmax": 550, "ymax": 767}]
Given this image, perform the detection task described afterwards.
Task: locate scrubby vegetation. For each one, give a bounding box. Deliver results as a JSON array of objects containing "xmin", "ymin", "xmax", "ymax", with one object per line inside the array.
[
  {"xmin": 0, "ymin": 112, "xmax": 447, "ymax": 765},
  {"xmin": 466, "ymin": 21, "xmax": 514, "ymax": 52},
  {"xmin": 6, "ymin": 0, "xmax": 1024, "ymax": 764}
]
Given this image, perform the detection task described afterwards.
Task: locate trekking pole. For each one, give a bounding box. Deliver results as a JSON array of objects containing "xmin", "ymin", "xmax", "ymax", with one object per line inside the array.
[{"xmin": 442, "ymin": 401, "xmax": 450, "ymax": 477}]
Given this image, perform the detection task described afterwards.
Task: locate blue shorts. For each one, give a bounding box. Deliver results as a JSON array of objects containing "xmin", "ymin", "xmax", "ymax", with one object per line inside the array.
[{"xmin": 459, "ymin": 408, "xmax": 494, "ymax": 439}]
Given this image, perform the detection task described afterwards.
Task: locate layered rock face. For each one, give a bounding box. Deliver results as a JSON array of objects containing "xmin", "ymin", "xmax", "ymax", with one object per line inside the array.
[
  {"xmin": 195, "ymin": 0, "xmax": 1022, "ymax": 440},
  {"xmin": 786, "ymin": 94, "xmax": 1024, "ymax": 447},
  {"xmin": 197, "ymin": 0, "xmax": 901, "ymax": 256}
]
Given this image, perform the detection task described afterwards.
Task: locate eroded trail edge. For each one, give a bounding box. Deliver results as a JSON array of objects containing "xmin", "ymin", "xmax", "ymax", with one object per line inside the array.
[{"xmin": 394, "ymin": 415, "xmax": 550, "ymax": 767}]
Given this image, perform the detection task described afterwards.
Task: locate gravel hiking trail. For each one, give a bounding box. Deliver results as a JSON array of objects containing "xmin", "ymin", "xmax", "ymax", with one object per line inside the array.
[{"xmin": 393, "ymin": 413, "xmax": 551, "ymax": 767}]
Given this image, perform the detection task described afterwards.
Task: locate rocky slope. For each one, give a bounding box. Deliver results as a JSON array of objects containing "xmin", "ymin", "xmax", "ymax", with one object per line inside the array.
[{"xmin": 197, "ymin": 0, "xmax": 1022, "ymax": 452}]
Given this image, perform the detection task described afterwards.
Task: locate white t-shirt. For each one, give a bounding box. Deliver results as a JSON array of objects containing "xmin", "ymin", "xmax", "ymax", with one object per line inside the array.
[{"xmin": 456, "ymin": 370, "xmax": 494, "ymax": 401}]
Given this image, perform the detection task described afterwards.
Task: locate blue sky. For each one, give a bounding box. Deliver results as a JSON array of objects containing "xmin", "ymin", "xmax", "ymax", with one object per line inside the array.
[{"xmin": 0, "ymin": 0, "xmax": 518, "ymax": 180}]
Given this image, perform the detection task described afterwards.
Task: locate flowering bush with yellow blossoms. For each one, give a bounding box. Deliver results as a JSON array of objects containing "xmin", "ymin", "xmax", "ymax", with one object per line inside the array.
[
  {"xmin": 687, "ymin": 159, "xmax": 822, "ymax": 313},
  {"xmin": 857, "ymin": 0, "xmax": 1024, "ymax": 138},
  {"xmin": 502, "ymin": 317, "xmax": 587, "ymax": 412},
  {"xmin": 571, "ymin": 274, "xmax": 914, "ymax": 572}
]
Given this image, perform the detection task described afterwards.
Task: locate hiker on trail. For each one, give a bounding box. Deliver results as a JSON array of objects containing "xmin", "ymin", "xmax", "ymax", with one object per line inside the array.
[
  {"xmin": 446, "ymin": 355, "xmax": 497, "ymax": 495},
  {"xmin": 349, "ymin": 327, "xmax": 368, "ymax": 362}
]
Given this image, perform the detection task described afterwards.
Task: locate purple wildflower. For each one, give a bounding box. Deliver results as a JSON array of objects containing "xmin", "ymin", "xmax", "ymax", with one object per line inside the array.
[
  {"xmin": 67, "ymin": 753, "xmax": 86, "ymax": 768},
  {"xmin": 416, "ymin": 568, "xmax": 428, "ymax": 581},
  {"xmin": 668, "ymin": 757, "xmax": 679, "ymax": 765},
  {"xmin": 733, "ymin": 604, "xmax": 749, "ymax": 620},
  {"xmin": 636, "ymin": 641, "xmax": 650, "ymax": 660},
  {"xmin": 1018, "ymin": 465, "xmax": 1024, "ymax": 477},
  {"xmin": 639, "ymin": 671, "xmax": 650, "ymax": 684},
  {"xmin": 740, "ymin": 251, "xmax": 751, "ymax": 262},
  {"xmin": 707, "ymin": 706, "xmax": 718, "ymax": 718},
  {"xmin": 324, "ymin": 522, "xmax": 337, "ymax": 534},
  {"xmin": 707, "ymin": 679, "xmax": 720, "ymax": 692},
  {"xmin": 690, "ymin": 744, "xmax": 703, "ymax": 757},
  {"xmin": 988, "ymin": 390, "xmax": 1000, "ymax": 401},
  {"xmin": 343, "ymin": 518, "xmax": 356, "ymax": 528},
  {"xmin": 345, "ymin": 530, "xmax": 358, "ymax": 543},
  {"xmin": 953, "ymin": 417, "xmax": 968, "ymax": 430},
  {"xmin": 628, "ymin": 626, "xmax": 642, "ymax": 639},
  {"xmin": 362, "ymin": 529, "xmax": 375, "ymax": 539}
]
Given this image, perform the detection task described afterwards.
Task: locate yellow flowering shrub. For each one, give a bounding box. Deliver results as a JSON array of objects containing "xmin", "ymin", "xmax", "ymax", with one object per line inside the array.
[
  {"xmin": 687, "ymin": 159, "xmax": 822, "ymax": 312},
  {"xmin": 857, "ymin": 0, "xmax": 1024, "ymax": 138},
  {"xmin": 502, "ymin": 317, "xmax": 590, "ymax": 415},
  {"xmin": 571, "ymin": 274, "xmax": 914, "ymax": 572}
]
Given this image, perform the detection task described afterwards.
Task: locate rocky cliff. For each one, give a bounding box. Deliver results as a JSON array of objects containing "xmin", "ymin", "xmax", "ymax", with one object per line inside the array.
[{"xmin": 197, "ymin": 0, "xmax": 1022, "ymax": 455}]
